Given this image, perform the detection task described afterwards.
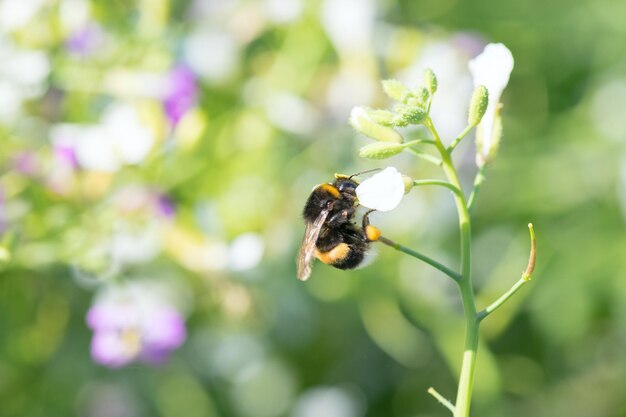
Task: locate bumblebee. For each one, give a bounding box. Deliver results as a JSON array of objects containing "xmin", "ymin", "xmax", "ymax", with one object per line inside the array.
[{"xmin": 297, "ymin": 173, "xmax": 381, "ymax": 281}]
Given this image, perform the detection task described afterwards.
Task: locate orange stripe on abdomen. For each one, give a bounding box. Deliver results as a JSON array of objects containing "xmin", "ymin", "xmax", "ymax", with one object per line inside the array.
[{"xmin": 315, "ymin": 243, "xmax": 350, "ymax": 265}]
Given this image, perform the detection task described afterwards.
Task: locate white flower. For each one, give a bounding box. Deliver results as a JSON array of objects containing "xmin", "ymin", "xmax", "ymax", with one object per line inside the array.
[
  {"xmin": 355, "ymin": 167, "xmax": 404, "ymax": 212},
  {"xmin": 469, "ymin": 43, "xmax": 514, "ymax": 164}
]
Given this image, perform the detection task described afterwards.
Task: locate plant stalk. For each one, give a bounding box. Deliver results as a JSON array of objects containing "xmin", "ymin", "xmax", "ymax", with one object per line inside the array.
[
  {"xmin": 378, "ymin": 236, "xmax": 461, "ymax": 282},
  {"xmin": 425, "ymin": 118, "xmax": 479, "ymax": 417}
]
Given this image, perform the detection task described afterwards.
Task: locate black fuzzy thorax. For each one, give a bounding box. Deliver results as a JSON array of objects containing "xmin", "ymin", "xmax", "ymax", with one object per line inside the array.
[{"xmin": 302, "ymin": 179, "xmax": 359, "ymax": 224}]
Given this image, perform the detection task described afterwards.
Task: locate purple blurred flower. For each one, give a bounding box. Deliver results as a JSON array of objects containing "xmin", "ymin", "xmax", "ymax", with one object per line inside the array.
[
  {"xmin": 86, "ymin": 281, "xmax": 186, "ymax": 368},
  {"xmin": 163, "ymin": 65, "xmax": 198, "ymax": 126},
  {"xmin": 155, "ymin": 193, "xmax": 176, "ymax": 218},
  {"xmin": 47, "ymin": 135, "xmax": 78, "ymax": 195},
  {"xmin": 66, "ymin": 24, "xmax": 105, "ymax": 56},
  {"xmin": 53, "ymin": 142, "xmax": 78, "ymax": 169}
]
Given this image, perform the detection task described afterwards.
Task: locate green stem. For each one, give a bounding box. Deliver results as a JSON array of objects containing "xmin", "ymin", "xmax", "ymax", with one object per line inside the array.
[
  {"xmin": 405, "ymin": 138, "xmax": 437, "ymax": 145},
  {"xmin": 477, "ymin": 223, "xmax": 536, "ymax": 322},
  {"xmin": 428, "ymin": 387, "xmax": 456, "ymax": 414},
  {"xmin": 476, "ymin": 277, "xmax": 527, "ymax": 321},
  {"xmin": 425, "ymin": 118, "xmax": 478, "ymax": 417},
  {"xmin": 467, "ymin": 165, "xmax": 486, "ymax": 213},
  {"xmin": 447, "ymin": 125, "xmax": 474, "ymax": 153},
  {"xmin": 378, "ymin": 236, "xmax": 461, "ymax": 282},
  {"xmin": 413, "ymin": 179, "xmax": 463, "ymax": 197},
  {"xmin": 406, "ymin": 148, "xmax": 443, "ymax": 166}
]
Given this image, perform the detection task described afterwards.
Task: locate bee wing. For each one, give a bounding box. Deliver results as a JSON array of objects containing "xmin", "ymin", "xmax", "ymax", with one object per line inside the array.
[{"xmin": 297, "ymin": 209, "xmax": 330, "ymax": 281}]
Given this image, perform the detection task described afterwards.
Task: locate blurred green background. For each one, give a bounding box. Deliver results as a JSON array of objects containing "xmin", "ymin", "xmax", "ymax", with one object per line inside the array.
[{"xmin": 1, "ymin": 0, "xmax": 625, "ymax": 416}]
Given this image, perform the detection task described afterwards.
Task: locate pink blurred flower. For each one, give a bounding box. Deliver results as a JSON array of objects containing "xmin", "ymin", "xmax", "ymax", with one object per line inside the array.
[
  {"xmin": 110, "ymin": 185, "xmax": 176, "ymax": 220},
  {"xmin": 47, "ymin": 131, "xmax": 79, "ymax": 195},
  {"xmin": 86, "ymin": 281, "xmax": 186, "ymax": 368},
  {"xmin": 53, "ymin": 142, "xmax": 78, "ymax": 169},
  {"xmin": 12, "ymin": 152, "xmax": 39, "ymax": 176}
]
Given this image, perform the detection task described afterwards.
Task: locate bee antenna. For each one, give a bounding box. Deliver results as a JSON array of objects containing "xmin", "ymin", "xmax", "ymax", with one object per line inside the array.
[{"xmin": 348, "ymin": 168, "xmax": 382, "ymax": 180}]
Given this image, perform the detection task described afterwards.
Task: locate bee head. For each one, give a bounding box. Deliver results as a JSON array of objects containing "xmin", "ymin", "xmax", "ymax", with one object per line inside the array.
[{"xmin": 335, "ymin": 178, "xmax": 358, "ymax": 195}]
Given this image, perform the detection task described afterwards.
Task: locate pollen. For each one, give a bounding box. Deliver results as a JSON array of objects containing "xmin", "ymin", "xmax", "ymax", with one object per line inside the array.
[{"xmin": 365, "ymin": 225, "xmax": 381, "ymax": 241}]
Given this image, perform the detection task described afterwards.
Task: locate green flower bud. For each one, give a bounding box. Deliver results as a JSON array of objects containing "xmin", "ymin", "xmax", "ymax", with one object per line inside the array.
[
  {"xmin": 368, "ymin": 109, "xmax": 397, "ymax": 127},
  {"xmin": 468, "ymin": 85, "xmax": 489, "ymax": 126},
  {"xmin": 405, "ymin": 97, "xmax": 420, "ymax": 107},
  {"xmin": 402, "ymin": 175, "xmax": 414, "ymax": 193},
  {"xmin": 391, "ymin": 115, "xmax": 409, "ymax": 127},
  {"xmin": 413, "ymin": 87, "xmax": 430, "ymax": 106},
  {"xmin": 359, "ymin": 142, "xmax": 405, "ymax": 159},
  {"xmin": 423, "ymin": 68, "xmax": 438, "ymax": 94},
  {"xmin": 381, "ymin": 79, "xmax": 411, "ymax": 102},
  {"xmin": 350, "ymin": 107, "xmax": 403, "ymax": 143},
  {"xmin": 394, "ymin": 104, "xmax": 427, "ymax": 125},
  {"xmin": 476, "ymin": 103, "xmax": 502, "ymax": 167}
]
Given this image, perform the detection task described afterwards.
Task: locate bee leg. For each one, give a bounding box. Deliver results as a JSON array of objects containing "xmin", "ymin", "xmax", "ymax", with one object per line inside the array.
[{"xmin": 362, "ymin": 210, "xmax": 381, "ymax": 242}]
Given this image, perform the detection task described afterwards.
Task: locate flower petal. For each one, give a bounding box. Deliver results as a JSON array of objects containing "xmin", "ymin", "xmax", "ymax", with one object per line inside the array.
[
  {"xmin": 468, "ymin": 43, "xmax": 514, "ymax": 101},
  {"xmin": 468, "ymin": 43, "xmax": 514, "ymax": 163},
  {"xmin": 90, "ymin": 331, "xmax": 137, "ymax": 368},
  {"xmin": 355, "ymin": 167, "xmax": 404, "ymax": 212}
]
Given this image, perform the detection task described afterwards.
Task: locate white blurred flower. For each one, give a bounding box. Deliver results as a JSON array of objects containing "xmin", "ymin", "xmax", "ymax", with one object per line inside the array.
[
  {"xmin": 326, "ymin": 69, "xmax": 377, "ymax": 116},
  {"xmin": 0, "ymin": 0, "xmax": 44, "ymax": 32},
  {"xmin": 321, "ymin": 0, "xmax": 375, "ymax": 53},
  {"xmin": 68, "ymin": 102, "xmax": 155, "ymax": 172},
  {"xmin": 264, "ymin": 92, "xmax": 319, "ymax": 134},
  {"xmin": 398, "ymin": 39, "xmax": 474, "ymax": 140},
  {"xmin": 111, "ymin": 226, "xmax": 161, "ymax": 265},
  {"xmin": 58, "ymin": 0, "xmax": 90, "ymax": 32},
  {"xmin": 0, "ymin": 85, "xmax": 22, "ymax": 122},
  {"xmin": 0, "ymin": 37, "xmax": 50, "ymax": 122},
  {"xmin": 4, "ymin": 49, "xmax": 50, "ymax": 86},
  {"xmin": 264, "ymin": 0, "xmax": 302, "ymax": 23},
  {"xmin": 356, "ymin": 167, "xmax": 404, "ymax": 212},
  {"xmin": 291, "ymin": 386, "xmax": 365, "ymax": 417},
  {"xmin": 184, "ymin": 30, "xmax": 239, "ymax": 83},
  {"xmin": 102, "ymin": 103, "xmax": 155, "ymax": 164},
  {"xmin": 228, "ymin": 233, "xmax": 265, "ymax": 271},
  {"xmin": 74, "ymin": 126, "xmax": 121, "ymax": 172},
  {"xmin": 469, "ymin": 43, "xmax": 514, "ymax": 164}
]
